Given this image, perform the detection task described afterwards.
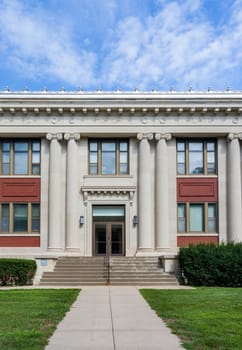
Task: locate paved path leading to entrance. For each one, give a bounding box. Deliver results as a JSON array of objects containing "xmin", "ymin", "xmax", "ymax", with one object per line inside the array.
[{"xmin": 45, "ymin": 286, "xmax": 185, "ymax": 350}]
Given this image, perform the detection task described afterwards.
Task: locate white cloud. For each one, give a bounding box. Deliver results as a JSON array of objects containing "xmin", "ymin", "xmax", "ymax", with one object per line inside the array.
[
  {"xmin": 0, "ymin": 0, "xmax": 242, "ymax": 90},
  {"xmin": 102, "ymin": 0, "xmax": 242, "ymax": 90},
  {"xmin": 0, "ymin": 0, "xmax": 97, "ymax": 87}
]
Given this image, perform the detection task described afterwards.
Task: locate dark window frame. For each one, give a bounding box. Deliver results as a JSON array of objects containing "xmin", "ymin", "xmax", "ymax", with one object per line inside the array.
[
  {"xmin": 88, "ymin": 139, "xmax": 129, "ymax": 175},
  {"xmin": 176, "ymin": 139, "xmax": 217, "ymax": 175},
  {"xmin": 0, "ymin": 139, "xmax": 41, "ymax": 175},
  {"xmin": 0, "ymin": 203, "xmax": 40, "ymax": 234},
  {"xmin": 177, "ymin": 202, "xmax": 217, "ymax": 233}
]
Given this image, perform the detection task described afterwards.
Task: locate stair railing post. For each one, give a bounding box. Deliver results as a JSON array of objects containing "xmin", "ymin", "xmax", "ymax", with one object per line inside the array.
[{"xmin": 106, "ymin": 237, "xmax": 111, "ymax": 284}]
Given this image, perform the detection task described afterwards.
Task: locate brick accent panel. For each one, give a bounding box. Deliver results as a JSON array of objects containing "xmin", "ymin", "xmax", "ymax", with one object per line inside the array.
[
  {"xmin": 0, "ymin": 178, "xmax": 40, "ymax": 202},
  {"xmin": 0, "ymin": 236, "xmax": 40, "ymax": 247},
  {"xmin": 178, "ymin": 236, "xmax": 219, "ymax": 247},
  {"xmin": 177, "ymin": 177, "xmax": 218, "ymax": 202}
]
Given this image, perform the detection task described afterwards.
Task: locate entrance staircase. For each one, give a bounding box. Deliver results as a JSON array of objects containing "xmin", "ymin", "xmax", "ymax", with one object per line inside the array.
[{"xmin": 38, "ymin": 256, "xmax": 179, "ymax": 286}]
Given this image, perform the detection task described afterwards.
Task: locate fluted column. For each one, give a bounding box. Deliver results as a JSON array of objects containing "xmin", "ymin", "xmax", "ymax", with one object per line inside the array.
[
  {"xmin": 155, "ymin": 133, "xmax": 172, "ymax": 250},
  {"xmin": 46, "ymin": 133, "xmax": 63, "ymax": 250},
  {"xmin": 227, "ymin": 133, "xmax": 242, "ymax": 242},
  {"xmin": 64, "ymin": 133, "xmax": 81, "ymax": 251},
  {"xmin": 137, "ymin": 133, "xmax": 154, "ymax": 251}
]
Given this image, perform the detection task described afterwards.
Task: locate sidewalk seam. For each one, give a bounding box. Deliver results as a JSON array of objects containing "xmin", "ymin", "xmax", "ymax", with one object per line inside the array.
[{"xmin": 108, "ymin": 286, "xmax": 116, "ymax": 350}]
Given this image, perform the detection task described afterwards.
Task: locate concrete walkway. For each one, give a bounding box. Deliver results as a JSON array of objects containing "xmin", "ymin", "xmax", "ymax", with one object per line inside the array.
[{"xmin": 45, "ymin": 286, "xmax": 185, "ymax": 350}]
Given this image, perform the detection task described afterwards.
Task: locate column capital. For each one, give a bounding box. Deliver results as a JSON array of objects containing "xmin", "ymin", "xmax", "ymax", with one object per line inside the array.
[
  {"xmin": 227, "ymin": 133, "xmax": 242, "ymax": 141},
  {"xmin": 46, "ymin": 133, "xmax": 63, "ymax": 141},
  {"xmin": 155, "ymin": 133, "xmax": 172, "ymax": 141},
  {"xmin": 64, "ymin": 133, "xmax": 80, "ymax": 141},
  {"xmin": 137, "ymin": 133, "xmax": 153, "ymax": 141}
]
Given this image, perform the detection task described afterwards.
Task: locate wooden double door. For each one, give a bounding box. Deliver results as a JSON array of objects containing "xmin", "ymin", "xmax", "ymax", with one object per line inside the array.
[{"xmin": 94, "ymin": 222, "xmax": 124, "ymax": 256}]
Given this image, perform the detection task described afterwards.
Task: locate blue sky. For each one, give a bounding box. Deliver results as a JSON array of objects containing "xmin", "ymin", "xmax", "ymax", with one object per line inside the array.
[{"xmin": 0, "ymin": 0, "xmax": 242, "ymax": 92}]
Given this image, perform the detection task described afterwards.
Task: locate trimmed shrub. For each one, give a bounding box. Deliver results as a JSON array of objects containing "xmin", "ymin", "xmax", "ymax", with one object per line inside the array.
[
  {"xmin": 0, "ymin": 259, "xmax": 37, "ymax": 286},
  {"xmin": 178, "ymin": 243, "xmax": 242, "ymax": 287}
]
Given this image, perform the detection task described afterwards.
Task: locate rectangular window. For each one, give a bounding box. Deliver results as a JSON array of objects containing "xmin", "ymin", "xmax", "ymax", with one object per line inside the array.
[
  {"xmin": 89, "ymin": 140, "xmax": 129, "ymax": 175},
  {"xmin": 14, "ymin": 142, "xmax": 28, "ymax": 174},
  {"xmin": 177, "ymin": 203, "xmax": 217, "ymax": 233},
  {"xmin": 1, "ymin": 204, "xmax": 9, "ymax": 232},
  {"xmin": 208, "ymin": 203, "xmax": 216, "ymax": 232},
  {"xmin": 177, "ymin": 203, "xmax": 186, "ymax": 232},
  {"xmin": 2, "ymin": 142, "xmax": 10, "ymax": 174},
  {"xmin": 14, "ymin": 204, "xmax": 28, "ymax": 231},
  {"xmin": 119, "ymin": 142, "xmax": 128, "ymax": 174},
  {"xmin": 0, "ymin": 203, "xmax": 40, "ymax": 233},
  {"xmin": 89, "ymin": 142, "xmax": 98, "ymax": 175},
  {"xmin": 0, "ymin": 140, "xmax": 40, "ymax": 175},
  {"xmin": 32, "ymin": 142, "xmax": 41, "ymax": 175},
  {"xmin": 177, "ymin": 140, "xmax": 216, "ymax": 175},
  {"xmin": 188, "ymin": 142, "xmax": 204, "ymax": 174},
  {"xmin": 32, "ymin": 204, "xmax": 40, "ymax": 231},
  {"xmin": 190, "ymin": 204, "xmax": 204, "ymax": 232},
  {"xmin": 177, "ymin": 142, "xmax": 185, "ymax": 174},
  {"xmin": 101, "ymin": 142, "xmax": 116, "ymax": 175}
]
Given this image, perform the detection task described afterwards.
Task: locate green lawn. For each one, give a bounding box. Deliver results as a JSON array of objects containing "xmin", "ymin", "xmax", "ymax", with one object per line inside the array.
[
  {"xmin": 0, "ymin": 289, "xmax": 80, "ymax": 350},
  {"xmin": 140, "ymin": 288, "xmax": 242, "ymax": 350}
]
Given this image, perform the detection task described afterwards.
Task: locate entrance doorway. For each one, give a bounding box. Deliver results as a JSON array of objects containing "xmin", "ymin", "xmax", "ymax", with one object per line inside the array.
[
  {"xmin": 93, "ymin": 205, "xmax": 125, "ymax": 256},
  {"xmin": 94, "ymin": 222, "xmax": 124, "ymax": 255}
]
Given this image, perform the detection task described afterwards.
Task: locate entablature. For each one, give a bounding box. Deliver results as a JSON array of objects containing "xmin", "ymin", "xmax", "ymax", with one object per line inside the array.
[
  {"xmin": 0, "ymin": 92, "xmax": 242, "ymax": 118},
  {"xmin": 81, "ymin": 186, "xmax": 136, "ymax": 206}
]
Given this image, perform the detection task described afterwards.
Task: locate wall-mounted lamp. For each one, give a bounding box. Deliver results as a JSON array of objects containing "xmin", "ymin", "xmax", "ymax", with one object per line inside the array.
[
  {"xmin": 133, "ymin": 215, "xmax": 138, "ymax": 225},
  {"xmin": 79, "ymin": 216, "xmax": 84, "ymax": 225}
]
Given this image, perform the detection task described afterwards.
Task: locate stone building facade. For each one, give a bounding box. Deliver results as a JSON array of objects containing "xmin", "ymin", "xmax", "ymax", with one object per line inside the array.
[{"xmin": 0, "ymin": 91, "xmax": 241, "ymax": 275}]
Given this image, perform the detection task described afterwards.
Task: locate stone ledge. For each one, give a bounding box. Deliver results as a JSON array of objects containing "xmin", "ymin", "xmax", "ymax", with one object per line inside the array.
[{"xmin": 159, "ymin": 255, "xmax": 178, "ymax": 273}]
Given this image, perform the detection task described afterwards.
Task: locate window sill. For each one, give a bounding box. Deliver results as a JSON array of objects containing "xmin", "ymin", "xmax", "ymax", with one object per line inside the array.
[
  {"xmin": 177, "ymin": 233, "xmax": 219, "ymax": 236},
  {"xmin": 0, "ymin": 175, "xmax": 41, "ymax": 178},
  {"xmin": 0, "ymin": 233, "xmax": 40, "ymax": 236},
  {"xmin": 176, "ymin": 174, "xmax": 218, "ymax": 178},
  {"xmin": 84, "ymin": 174, "xmax": 133, "ymax": 179}
]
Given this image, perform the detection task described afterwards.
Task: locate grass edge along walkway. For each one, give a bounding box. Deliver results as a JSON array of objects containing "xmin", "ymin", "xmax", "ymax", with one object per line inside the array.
[
  {"xmin": 0, "ymin": 288, "xmax": 80, "ymax": 350},
  {"xmin": 140, "ymin": 287, "xmax": 242, "ymax": 350}
]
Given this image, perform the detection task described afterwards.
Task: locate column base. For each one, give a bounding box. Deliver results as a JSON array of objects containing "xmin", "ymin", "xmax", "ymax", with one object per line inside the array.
[
  {"xmin": 47, "ymin": 248, "xmax": 65, "ymax": 253},
  {"xmin": 156, "ymin": 247, "xmax": 173, "ymax": 252},
  {"xmin": 65, "ymin": 247, "xmax": 81, "ymax": 253},
  {"xmin": 136, "ymin": 249, "xmax": 157, "ymax": 257}
]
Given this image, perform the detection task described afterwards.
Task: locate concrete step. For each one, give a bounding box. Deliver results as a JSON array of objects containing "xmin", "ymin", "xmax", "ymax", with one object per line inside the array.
[
  {"xmin": 42, "ymin": 273, "xmax": 106, "ymax": 278},
  {"xmin": 39, "ymin": 281, "xmax": 106, "ymax": 286},
  {"xmin": 38, "ymin": 256, "xmax": 178, "ymax": 286},
  {"xmin": 110, "ymin": 281, "xmax": 178, "ymax": 285},
  {"xmin": 40, "ymin": 278, "xmax": 107, "ymax": 282}
]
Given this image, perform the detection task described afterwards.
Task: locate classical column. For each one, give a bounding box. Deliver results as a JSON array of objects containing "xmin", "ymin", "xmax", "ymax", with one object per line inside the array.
[
  {"xmin": 227, "ymin": 133, "xmax": 242, "ymax": 242},
  {"xmin": 46, "ymin": 133, "xmax": 63, "ymax": 250},
  {"xmin": 64, "ymin": 133, "xmax": 81, "ymax": 251},
  {"xmin": 137, "ymin": 133, "xmax": 154, "ymax": 251},
  {"xmin": 155, "ymin": 133, "xmax": 172, "ymax": 250}
]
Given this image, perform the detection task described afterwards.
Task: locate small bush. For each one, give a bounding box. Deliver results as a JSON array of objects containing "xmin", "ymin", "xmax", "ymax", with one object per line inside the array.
[
  {"xmin": 178, "ymin": 242, "xmax": 242, "ymax": 287},
  {"xmin": 0, "ymin": 259, "xmax": 37, "ymax": 286}
]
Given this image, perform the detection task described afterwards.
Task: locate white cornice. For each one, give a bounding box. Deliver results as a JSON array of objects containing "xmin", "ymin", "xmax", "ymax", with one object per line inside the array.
[
  {"xmin": 0, "ymin": 91, "xmax": 242, "ymax": 101},
  {"xmin": 0, "ymin": 92, "xmax": 242, "ymax": 116}
]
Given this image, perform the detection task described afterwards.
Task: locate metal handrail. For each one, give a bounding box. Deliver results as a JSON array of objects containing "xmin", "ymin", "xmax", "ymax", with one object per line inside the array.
[{"xmin": 104, "ymin": 238, "xmax": 111, "ymax": 284}]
